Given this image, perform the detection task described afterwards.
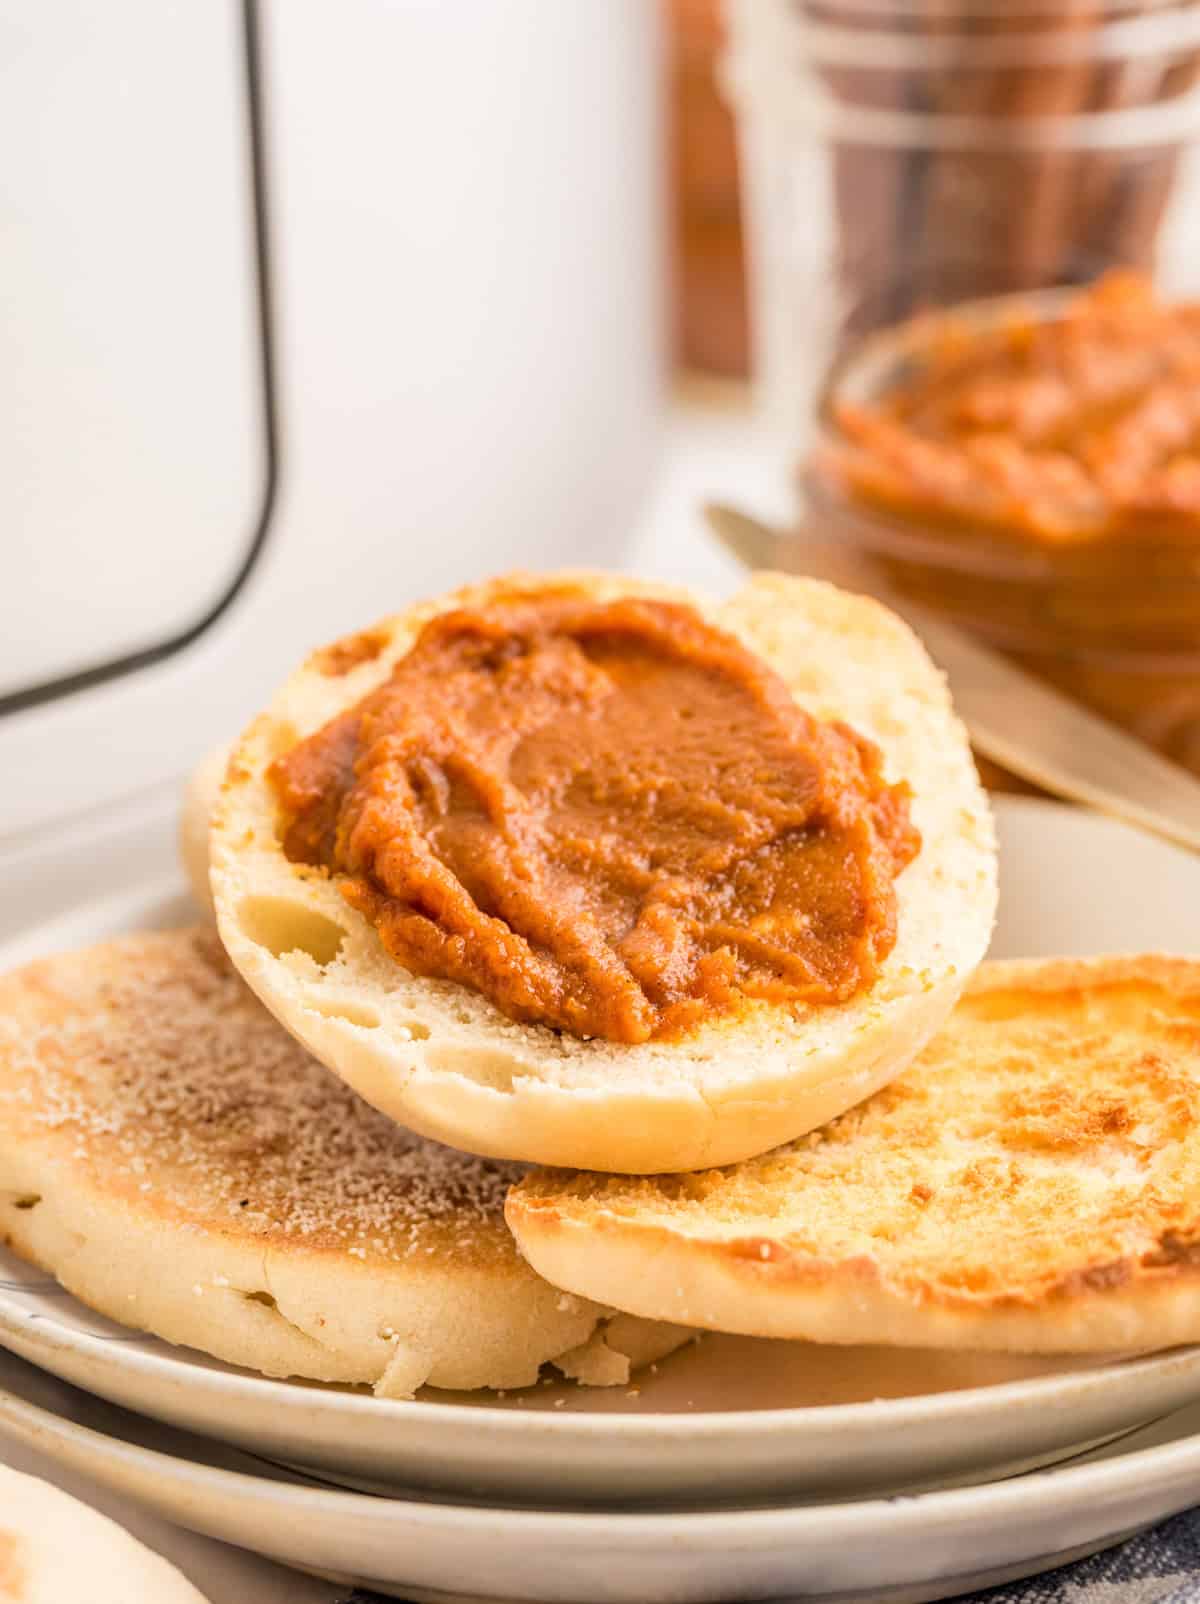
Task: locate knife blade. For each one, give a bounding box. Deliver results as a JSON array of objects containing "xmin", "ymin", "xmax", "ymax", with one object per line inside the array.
[{"xmin": 706, "ymin": 501, "xmax": 1200, "ymax": 856}]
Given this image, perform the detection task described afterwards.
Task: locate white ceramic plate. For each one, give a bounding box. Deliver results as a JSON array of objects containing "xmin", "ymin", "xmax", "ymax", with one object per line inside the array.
[
  {"xmin": 5, "ymin": 1239, "xmax": 1194, "ymax": 1507},
  {"xmin": 3, "ymin": 796, "xmax": 1200, "ymax": 1510},
  {"xmin": 3, "ymin": 1340, "xmax": 1200, "ymax": 1604}
]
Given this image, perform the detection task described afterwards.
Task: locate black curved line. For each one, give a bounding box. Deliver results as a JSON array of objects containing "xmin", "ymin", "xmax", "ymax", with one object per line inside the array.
[{"xmin": 0, "ymin": 0, "xmax": 279, "ymax": 718}]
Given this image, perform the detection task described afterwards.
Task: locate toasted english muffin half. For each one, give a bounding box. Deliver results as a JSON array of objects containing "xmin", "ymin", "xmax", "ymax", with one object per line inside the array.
[
  {"xmin": 0, "ymin": 929, "xmax": 686, "ymax": 1395},
  {"xmin": 508, "ymin": 956, "xmax": 1200, "ymax": 1352},
  {"xmin": 210, "ymin": 570, "xmax": 996, "ymax": 1173},
  {"xmin": 178, "ymin": 742, "xmax": 231, "ymax": 915},
  {"xmin": 0, "ymin": 1465, "xmax": 209, "ymax": 1604}
]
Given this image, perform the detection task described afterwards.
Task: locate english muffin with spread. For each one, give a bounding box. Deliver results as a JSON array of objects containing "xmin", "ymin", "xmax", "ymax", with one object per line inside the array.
[
  {"xmin": 211, "ymin": 571, "xmax": 996, "ymax": 1173},
  {"xmin": 0, "ymin": 929, "xmax": 685, "ymax": 1394},
  {"xmin": 509, "ymin": 955, "xmax": 1200, "ymax": 1352}
]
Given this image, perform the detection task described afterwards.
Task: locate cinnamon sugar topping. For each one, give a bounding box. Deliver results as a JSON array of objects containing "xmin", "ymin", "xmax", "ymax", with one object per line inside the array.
[{"xmin": 3, "ymin": 930, "xmax": 521, "ymax": 1264}]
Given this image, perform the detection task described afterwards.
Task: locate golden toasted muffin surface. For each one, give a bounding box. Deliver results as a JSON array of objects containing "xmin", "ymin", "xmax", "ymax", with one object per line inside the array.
[{"xmin": 513, "ymin": 959, "xmax": 1200, "ymax": 1313}]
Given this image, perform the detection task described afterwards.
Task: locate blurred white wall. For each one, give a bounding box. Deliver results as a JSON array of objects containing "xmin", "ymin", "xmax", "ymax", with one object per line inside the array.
[{"xmin": 256, "ymin": 0, "xmax": 666, "ymax": 638}]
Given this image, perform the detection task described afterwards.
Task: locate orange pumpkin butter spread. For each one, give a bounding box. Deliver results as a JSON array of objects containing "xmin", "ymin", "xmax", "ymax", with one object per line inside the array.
[
  {"xmin": 821, "ymin": 272, "xmax": 1200, "ymax": 544},
  {"xmin": 268, "ymin": 595, "xmax": 919, "ymax": 1045}
]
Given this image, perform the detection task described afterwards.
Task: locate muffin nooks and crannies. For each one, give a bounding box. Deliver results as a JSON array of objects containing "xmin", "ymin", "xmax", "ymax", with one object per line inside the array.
[
  {"xmin": 211, "ymin": 570, "xmax": 996, "ymax": 1173},
  {"xmin": 509, "ymin": 956, "xmax": 1200, "ymax": 1354}
]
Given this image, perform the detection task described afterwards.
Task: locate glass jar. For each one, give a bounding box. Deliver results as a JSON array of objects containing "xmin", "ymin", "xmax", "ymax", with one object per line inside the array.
[
  {"xmin": 806, "ymin": 284, "xmax": 1200, "ymax": 781},
  {"xmin": 724, "ymin": 0, "xmax": 1200, "ymax": 442},
  {"xmin": 724, "ymin": 0, "xmax": 1200, "ymax": 784}
]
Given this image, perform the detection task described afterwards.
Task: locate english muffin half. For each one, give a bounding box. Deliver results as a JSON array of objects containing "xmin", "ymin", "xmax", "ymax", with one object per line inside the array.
[
  {"xmin": 0, "ymin": 929, "xmax": 685, "ymax": 1395},
  {"xmin": 509, "ymin": 956, "xmax": 1200, "ymax": 1352},
  {"xmin": 211, "ymin": 570, "xmax": 995, "ymax": 1173},
  {"xmin": 178, "ymin": 742, "xmax": 230, "ymax": 916},
  {"xmin": 0, "ymin": 1466, "xmax": 210, "ymax": 1604}
]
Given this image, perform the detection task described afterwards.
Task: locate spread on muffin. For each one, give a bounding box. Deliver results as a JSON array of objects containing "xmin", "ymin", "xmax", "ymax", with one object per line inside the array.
[
  {"xmin": 269, "ymin": 593, "xmax": 919, "ymax": 1045},
  {"xmin": 817, "ymin": 271, "xmax": 1200, "ymax": 545}
]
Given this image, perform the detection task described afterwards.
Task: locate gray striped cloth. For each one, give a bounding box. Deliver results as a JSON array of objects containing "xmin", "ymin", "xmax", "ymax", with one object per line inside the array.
[{"xmin": 964, "ymin": 1516, "xmax": 1200, "ymax": 1604}]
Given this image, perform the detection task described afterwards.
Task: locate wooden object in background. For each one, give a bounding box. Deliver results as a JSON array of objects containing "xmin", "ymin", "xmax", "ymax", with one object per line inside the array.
[
  {"xmin": 795, "ymin": 1, "xmax": 1200, "ymax": 327},
  {"xmin": 667, "ymin": 0, "xmax": 750, "ymax": 376}
]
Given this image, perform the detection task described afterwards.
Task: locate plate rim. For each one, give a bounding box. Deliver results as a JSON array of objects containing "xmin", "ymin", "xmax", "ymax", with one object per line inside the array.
[
  {"xmin": 4, "ymin": 1348, "xmax": 1200, "ymax": 1544},
  {"xmin": 4, "ymin": 1267, "xmax": 1199, "ymax": 1444}
]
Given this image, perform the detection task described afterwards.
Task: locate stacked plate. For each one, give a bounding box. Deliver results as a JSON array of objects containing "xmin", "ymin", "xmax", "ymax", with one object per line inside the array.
[{"xmin": 4, "ymin": 794, "xmax": 1200, "ymax": 1602}]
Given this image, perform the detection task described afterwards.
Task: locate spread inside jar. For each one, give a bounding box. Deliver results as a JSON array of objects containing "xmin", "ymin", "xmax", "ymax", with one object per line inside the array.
[
  {"xmin": 269, "ymin": 593, "xmax": 919, "ymax": 1045},
  {"xmin": 818, "ymin": 271, "xmax": 1200, "ymax": 546}
]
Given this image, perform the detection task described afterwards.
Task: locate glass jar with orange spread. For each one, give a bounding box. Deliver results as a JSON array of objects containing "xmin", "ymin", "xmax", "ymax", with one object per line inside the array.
[{"xmin": 807, "ymin": 272, "xmax": 1200, "ymax": 784}]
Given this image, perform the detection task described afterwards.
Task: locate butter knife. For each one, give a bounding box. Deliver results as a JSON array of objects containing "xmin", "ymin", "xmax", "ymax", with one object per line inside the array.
[{"xmin": 706, "ymin": 501, "xmax": 1200, "ymax": 855}]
